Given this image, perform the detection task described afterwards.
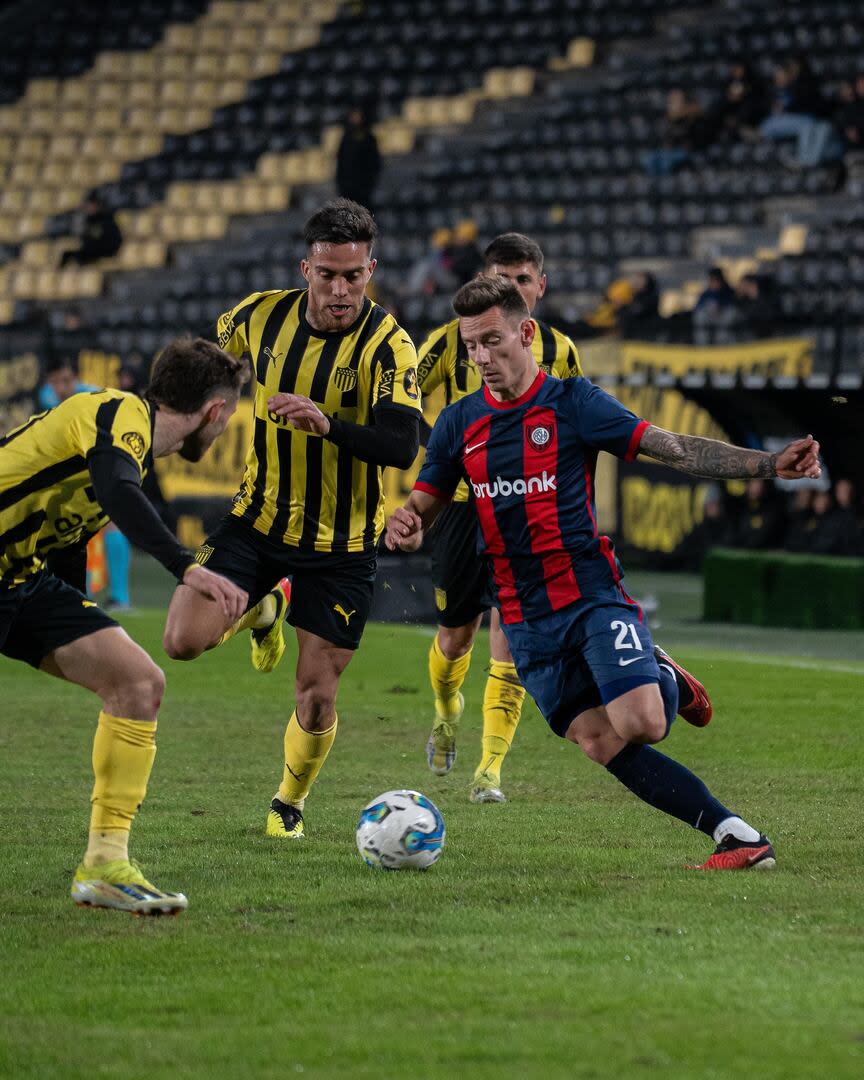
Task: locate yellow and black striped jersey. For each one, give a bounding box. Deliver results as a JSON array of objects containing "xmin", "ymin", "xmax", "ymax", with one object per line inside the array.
[
  {"xmin": 217, "ymin": 289, "xmax": 421, "ymax": 553},
  {"xmin": 417, "ymin": 316, "xmax": 583, "ymax": 501},
  {"xmin": 0, "ymin": 390, "xmax": 152, "ymax": 587}
]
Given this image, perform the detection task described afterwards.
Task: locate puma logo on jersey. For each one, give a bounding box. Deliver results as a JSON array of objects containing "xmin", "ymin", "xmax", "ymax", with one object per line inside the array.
[
  {"xmin": 333, "ymin": 604, "xmax": 356, "ymax": 625},
  {"xmin": 81, "ymin": 600, "xmax": 97, "ymax": 608},
  {"xmin": 263, "ymin": 347, "xmax": 283, "ymax": 366}
]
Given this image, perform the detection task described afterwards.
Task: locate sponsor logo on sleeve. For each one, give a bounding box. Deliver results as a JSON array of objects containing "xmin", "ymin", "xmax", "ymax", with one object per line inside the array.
[
  {"xmin": 121, "ymin": 431, "xmax": 146, "ymax": 459},
  {"xmin": 403, "ymin": 367, "xmax": 419, "ymax": 400}
]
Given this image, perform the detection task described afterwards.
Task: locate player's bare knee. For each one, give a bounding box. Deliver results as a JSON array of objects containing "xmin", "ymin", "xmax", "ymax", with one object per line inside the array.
[
  {"xmin": 105, "ymin": 660, "xmax": 165, "ymax": 718},
  {"xmin": 576, "ymin": 732, "xmax": 619, "ymax": 765},
  {"xmin": 437, "ymin": 626, "xmax": 475, "ymax": 660},
  {"xmin": 295, "ymin": 680, "xmax": 337, "ymax": 730},
  {"xmin": 631, "ymin": 708, "xmax": 668, "ymax": 745},
  {"xmin": 163, "ymin": 625, "xmax": 207, "ymax": 661}
]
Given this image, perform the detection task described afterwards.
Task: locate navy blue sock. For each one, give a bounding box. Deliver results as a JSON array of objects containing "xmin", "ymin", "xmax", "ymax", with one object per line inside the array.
[
  {"xmin": 655, "ymin": 660, "xmax": 679, "ymax": 736},
  {"xmin": 606, "ymin": 744, "xmax": 732, "ymax": 837}
]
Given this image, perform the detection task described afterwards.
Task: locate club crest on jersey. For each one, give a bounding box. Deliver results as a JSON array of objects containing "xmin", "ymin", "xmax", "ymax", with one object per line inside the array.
[
  {"xmin": 194, "ymin": 544, "xmax": 214, "ymax": 566},
  {"xmin": 526, "ymin": 422, "xmax": 553, "ymax": 449},
  {"xmin": 333, "ymin": 365, "xmax": 358, "ymax": 392},
  {"xmin": 121, "ymin": 431, "xmax": 146, "ymax": 459}
]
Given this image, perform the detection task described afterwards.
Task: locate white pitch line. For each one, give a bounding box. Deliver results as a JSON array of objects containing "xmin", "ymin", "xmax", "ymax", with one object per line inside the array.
[
  {"xmin": 390, "ymin": 626, "xmax": 864, "ymax": 674},
  {"xmin": 677, "ymin": 651, "xmax": 864, "ymax": 676}
]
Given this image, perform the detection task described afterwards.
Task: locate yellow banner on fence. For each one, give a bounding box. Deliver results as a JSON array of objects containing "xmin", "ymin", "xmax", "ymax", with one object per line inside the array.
[{"xmin": 621, "ymin": 337, "xmax": 813, "ymax": 378}]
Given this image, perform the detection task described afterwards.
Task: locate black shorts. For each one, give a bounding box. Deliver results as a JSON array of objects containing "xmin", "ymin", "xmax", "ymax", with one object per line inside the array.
[
  {"xmin": 0, "ymin": 572, "xmax": 118, "ymax": 669},
  {"xmin": 197, "ymin": 515, "xmax": 377, "ymax": 651},
  {"xmin": 428, "ymin": 500, "xmax": 493, "ymax": 629}
]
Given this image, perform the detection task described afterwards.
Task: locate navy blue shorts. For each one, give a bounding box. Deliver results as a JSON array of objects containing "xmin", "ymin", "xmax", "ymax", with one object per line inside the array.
[{"xmin": 503, "ymin": 587, "xmax": 661, "ymax": 738}]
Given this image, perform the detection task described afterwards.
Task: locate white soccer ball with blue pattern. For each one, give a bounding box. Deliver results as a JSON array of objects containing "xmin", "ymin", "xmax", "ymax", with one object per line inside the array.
[{"xmin": 356, "ymin": 789, "xmax": 445, "ymax": 870}]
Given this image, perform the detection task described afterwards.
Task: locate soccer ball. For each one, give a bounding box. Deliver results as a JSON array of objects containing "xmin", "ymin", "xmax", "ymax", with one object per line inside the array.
[{"xmin": 356, "ymin": 789, "xmax": 445, "ymax": 870}]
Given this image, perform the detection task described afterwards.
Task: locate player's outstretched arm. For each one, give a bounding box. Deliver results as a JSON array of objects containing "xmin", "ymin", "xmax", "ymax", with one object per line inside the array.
[
  {"xmin": 384, "ymin": 490, "xmax": 446, "ymax": 552},
  {"xmin": 639, "ymin": 427, "xmax": 821, "ymax": 481}
]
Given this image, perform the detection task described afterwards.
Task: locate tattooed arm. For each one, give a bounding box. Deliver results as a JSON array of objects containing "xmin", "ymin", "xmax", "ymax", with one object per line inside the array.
[{"xmin": 638, "ymin": 427, "xmax": 822, "ymax": 481}]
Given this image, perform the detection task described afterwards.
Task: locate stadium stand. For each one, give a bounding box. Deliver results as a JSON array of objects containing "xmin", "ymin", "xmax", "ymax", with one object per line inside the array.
[{"xmin": 0, "ymin": 0, "xmax": 861, "ymax": 378}]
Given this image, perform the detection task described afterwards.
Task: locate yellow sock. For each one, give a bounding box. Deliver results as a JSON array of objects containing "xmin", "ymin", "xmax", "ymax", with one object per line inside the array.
[
  {"xmin": 429, "ymin": 635, "xmax": 472, "ymax": 722},
  {"xmin": 218, "ymin": 593, "xmax": 276, "ymax": 646},
  {"xmin": 277, "ymin": 711, "xmax": 337, "ymax": 809},
  {"xmin": 476, "ymin": 660, "xmax": 525, "ymax": 782},
  {"xmin": 85, "ymin": 712, "xmax": 157, "ymax": 868}
]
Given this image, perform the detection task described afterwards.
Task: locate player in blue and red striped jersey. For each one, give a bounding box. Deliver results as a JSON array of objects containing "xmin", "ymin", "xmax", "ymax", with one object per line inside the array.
[{"xmin": 386, "ymin": 276, "xmax": 822, "ymax": 870}]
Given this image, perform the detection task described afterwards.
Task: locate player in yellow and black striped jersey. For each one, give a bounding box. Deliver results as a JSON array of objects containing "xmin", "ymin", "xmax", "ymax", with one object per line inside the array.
[
  {"xmin": 162, "ymin": 199, "xmax": 422, "ymax": 842},
  {"xmin": 0, "ymin": 338, "xmax": 248, "ymax": 914},
  {"xmin": 417, "ymin": 233, "xmax": 585, "ymax": 805}
]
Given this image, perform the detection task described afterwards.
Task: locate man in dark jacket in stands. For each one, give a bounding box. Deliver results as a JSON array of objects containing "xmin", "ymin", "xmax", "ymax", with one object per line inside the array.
[
  {"xmin": 60, "ymin": 192, "xmax": 122, "ymax": 267},
  {"xmin": 336, "ymin": 105, "xmax": 382, "ymax": 214}
]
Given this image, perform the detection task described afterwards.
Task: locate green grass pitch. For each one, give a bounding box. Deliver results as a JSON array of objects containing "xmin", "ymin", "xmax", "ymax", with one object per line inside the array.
[{"xmin": 1, "ymin": 614, "xmax": 863, "ymax": 1079}]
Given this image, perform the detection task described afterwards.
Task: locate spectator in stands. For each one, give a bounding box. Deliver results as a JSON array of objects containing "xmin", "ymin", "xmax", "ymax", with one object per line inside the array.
[
  {"xmin": 836, "ymin": 72, "xmax": 864, "ymax": 151},
  {"xmin": 336, "ymin": 105, "xmax": 381, "ymax": 214},
  {"xmin": 403, "ymin": 227, "xmax": 457, "ymax": 296},
  {"xmin": 730, "ymin": 478, "xmax": 784, "ymax": 550},
  {"xmin": 38, "ymin": 356, "xmax": 99, "ymax": 410},
  {"xmin": 59, "ymin": 192, "xmax": 122, "ymax": 267},
  {"xmin": 642, "ymin": 89, "xmax": 710, "ymax": 176},
  {"xmin": 734, "ymin": 274, "xmax": 781, "ymax": 338},
  {"xmin": 618, "ymin": 271, "xmax": 660, "ymax": 336},
  {"xmin": 569, "ymin": 277, "xmax": 635, "ymax": 338},
  {"xmin": 693, "ymin": 267, "xmax": 737, "ymax": 336},
  {"xmin": 448, "ymin": 219, "xmax": 484, "ymax": 285},
  {"xmin": 759, "ymin": 58, "xmax": 843, "ymax": 167},
  {"xmin": 681, "ymin": 485, "xmax": 735, "ymax": 569},
  {"xmin": 829, "ymin": 478, "xmax": 863, "ymax": 556},
  {"xmin": 713, "ymin": 61, "xmax": 768, "ymax": 141},
  {"xmin": 785, "ymin": 488, "xmax": 846, "ymax": 555}
]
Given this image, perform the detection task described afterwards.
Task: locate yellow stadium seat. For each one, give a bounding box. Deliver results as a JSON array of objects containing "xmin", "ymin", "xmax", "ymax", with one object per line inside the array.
[
  {"xmin": 9, "ymin": 161, "xmax": 39, "ymax": 185},
  {"xmin": 202, "ymin": 213, "xmax": 227, "ymax": 239},
  {"xmin": 250, "ymin": 51, "xmax": 282, "ymax": 77},
  {"xmin": 127, "ymin": 108, "xmax": 156, "ymax": 131},
  {"xmin": 80, "ymin": 134, "xmax": 110, "ymax": 159},
  {"xmin": 61, "ymin": 81, "xmax": 91, "ymax": 107},
  {"xmin": 92, "ymin": 53, "xmax": 124, "ymax": 78},
  {"xmin": 157, "ymin": 55, "xmax": 187, "ymax": 79},
  {"xmin": 28, "ymin": 79, "xmax": 60, "ymax": 105},
  {"xmin": 94, "ymin": 81, "xmax": 124, "ymax": 107},
  {"xmin": 164, "ymin": 24, "xmax": 197, "ymax": 51},
  {"xmin": 181, "ymin": 108, "xmax": 211, "ymax": 131},
  {"xmin": 0, "ymin": 189, "xmax": 25, "ymax": 213},
  {"xmin": 20, "ymin": 241, "xmax": 52, "ymax": 268},
  {"xmin": 128, "ymin": 52, "xmax": 159, "ymax": 78},
  {"xmin": 17, "ymin": 134, "xmax": 48, "ymax": 161},
  {"xmin": 159, "ymin": 80, "xmax": 188, "ymax": 105},
  {"xmin": 128, "ymin": 80, "xmax": 158, "ymax": 107},
  {"xmin": 61, "ymin": 109, "xmax": 90, "ymax": 133},
  {"xmin": 223, "ymin": 53, "xmax": 249, "ymax": 78},
  {"xmin": 189, "ymin": 80, "xmax": 218, "ymax": 105},
  {"xmin": 26, "ymin": 190, "xmax": 60, "ymax": 215}
]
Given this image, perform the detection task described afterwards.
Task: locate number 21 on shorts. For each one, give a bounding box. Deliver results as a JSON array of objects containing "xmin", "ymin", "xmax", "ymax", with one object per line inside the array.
[{"xmin": 611, "ymin": 619, "xmax": 642, "ymax": 652}]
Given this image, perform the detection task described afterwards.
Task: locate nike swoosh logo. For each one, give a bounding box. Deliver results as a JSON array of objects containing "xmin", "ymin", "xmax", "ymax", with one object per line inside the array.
[
  {"xmin": 618, "ymin": 655, "xmax": 646, "ymax": 667},
  {"xmin": 465, "ymin": 441, "xmax": 487, "ymax": 455}
]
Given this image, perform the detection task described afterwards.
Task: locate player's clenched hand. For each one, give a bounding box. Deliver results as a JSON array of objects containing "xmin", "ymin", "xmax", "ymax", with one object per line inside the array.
[
  {"xmin": 183, "ymin": 564, "xmax": 248, "ymax": 623},
  {"xmin": 267, "ymin": 393, "xmax": 331, "ymax": 436},
  {"xmin": 774, "ymin": 434, "xmax": 821, "ymax": 480},
  {"xmin": 385, "ymin": 508, "xmax": 423, "ymax": 552}
]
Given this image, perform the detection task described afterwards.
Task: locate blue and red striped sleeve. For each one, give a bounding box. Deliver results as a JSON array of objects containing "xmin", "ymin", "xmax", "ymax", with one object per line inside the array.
[
  {"xmin": 566, "ymin": 380, "xmax": 649, "ymax": 461},
  {"xmin": 415, "ymin": 407, "xmax": 463, "ymax": 502}
]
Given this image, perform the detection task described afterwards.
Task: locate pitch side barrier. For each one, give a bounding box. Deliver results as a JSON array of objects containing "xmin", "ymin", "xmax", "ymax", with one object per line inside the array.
[{"xmin": 704, "ymin": 548, "xmax": 864, "ymax": 630}]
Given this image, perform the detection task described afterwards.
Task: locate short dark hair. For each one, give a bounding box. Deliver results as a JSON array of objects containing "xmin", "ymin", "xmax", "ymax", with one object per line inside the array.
[
  {"xmin": 303, "ymin": 198, "xmax": 378, "ymax": 251},
  {"xmin": 452, "ymin": 275, "xmax": 530, "ymax": 321},
  {"xmin": 483, "ymin": 232, "xmax": 544, "ymax": 273},
  {"xmin": 146, "ymin": 337, "xmax": 249, "ymax": 413}
]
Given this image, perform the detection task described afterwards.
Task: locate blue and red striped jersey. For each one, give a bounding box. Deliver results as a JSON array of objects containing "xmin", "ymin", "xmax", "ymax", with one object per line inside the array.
[{"xmin": 416, "ymin": 371, "xmax": 648, "ymax": 624}]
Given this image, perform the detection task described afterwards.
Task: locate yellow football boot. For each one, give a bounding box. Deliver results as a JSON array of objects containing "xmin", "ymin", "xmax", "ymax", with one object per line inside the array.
[
  {"xmin": 251, "ymin": 577, "xmax": 292, "ymax": 674},
  {"xmin": 71, "ymin": 859, "xmax": 187, "ymax": 916},
  {"xmin": 265, "ymin": 797, "xmax": 305, "ymax": 839}
]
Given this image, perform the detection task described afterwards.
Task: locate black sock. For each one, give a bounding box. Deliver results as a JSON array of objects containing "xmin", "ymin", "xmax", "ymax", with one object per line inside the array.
[{"xmin": 606, "ymin": 744, "xmax": 732, "ymax": 837}]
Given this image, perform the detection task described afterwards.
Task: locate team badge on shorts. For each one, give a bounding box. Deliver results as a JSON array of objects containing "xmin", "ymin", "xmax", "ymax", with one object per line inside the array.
[
  {"xmin": 194, "ymin": 544, "xmax": 214, "ymax": 566},
  {"xmin": 435, "ymin": 587, "xmax": 447, "ymax": 612},
  {"xmin": 121, "ymin": 431, "xmax": 146, "ymax": 459},
  {"xmin": 526, "ymin": 421, "xmax": 554, "ymax": 449}
]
